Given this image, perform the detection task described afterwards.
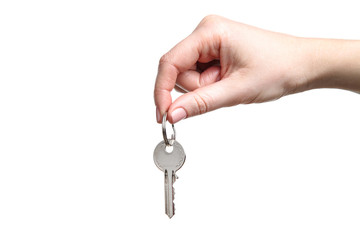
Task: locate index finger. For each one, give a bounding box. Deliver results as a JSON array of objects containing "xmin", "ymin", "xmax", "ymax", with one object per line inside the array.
[{"xmin": 154, "ymin": 33, "xmax": 203, "ymax": 122}]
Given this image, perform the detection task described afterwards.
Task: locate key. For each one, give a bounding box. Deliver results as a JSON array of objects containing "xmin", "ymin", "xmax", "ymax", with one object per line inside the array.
[{"xmin": 154, "ymin": 140, "xmax": 186, "ymax": 218}]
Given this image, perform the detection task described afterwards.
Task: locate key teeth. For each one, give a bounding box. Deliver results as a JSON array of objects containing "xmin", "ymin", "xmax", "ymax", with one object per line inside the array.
[
  {"xmin": 173, "ymin": 179, "xmax": 176, "ymax": 207},
  {"xmin": 173, "ymin": 187, "xmax": 175, "ymax": 217},
  {"xmin": 172, "ymin": 202, "xmax": 175, "ymax": 217}
]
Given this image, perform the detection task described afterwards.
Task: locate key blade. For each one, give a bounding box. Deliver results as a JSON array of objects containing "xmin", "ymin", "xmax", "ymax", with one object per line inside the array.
[{"xmin": 165, "ymin": 169, "xmax": 175, "ymax": 218}]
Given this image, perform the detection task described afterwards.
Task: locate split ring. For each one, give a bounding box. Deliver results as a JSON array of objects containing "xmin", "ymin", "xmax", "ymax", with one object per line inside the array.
[{"xmin": 162, "ymin": 112, "xmax": 176, "ymax": 146}]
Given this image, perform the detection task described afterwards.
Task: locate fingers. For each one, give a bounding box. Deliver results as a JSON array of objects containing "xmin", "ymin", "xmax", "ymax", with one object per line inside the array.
[
  {"xmin": 154, "ymin": 34, "xmax": 203, "ymax": 122},
  {"xmin": 196, "ymin": 60, "xmax": 220, "ymax": 72},
  {"xmin": 154, "ymin": 24, "xmax": 222, "ymax": 123},
  {"xmin": 167, "ymin": 78, "xmax": 239, "ymax": 124},
  {"xmin": 176, "ymin": 65, "xmax": 221, "ymax": 91}
]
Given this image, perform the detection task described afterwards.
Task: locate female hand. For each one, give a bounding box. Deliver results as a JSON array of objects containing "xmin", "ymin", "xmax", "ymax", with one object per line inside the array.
[{"xmin": 154, "ymin": 15, "xmax": 360, "ymax": 123}]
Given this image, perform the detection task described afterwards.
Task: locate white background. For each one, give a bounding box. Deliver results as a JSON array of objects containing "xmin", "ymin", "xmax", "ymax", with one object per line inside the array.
[{"xmin": 0, "ymin": 0, "xmax": 359, "ymax": 239}]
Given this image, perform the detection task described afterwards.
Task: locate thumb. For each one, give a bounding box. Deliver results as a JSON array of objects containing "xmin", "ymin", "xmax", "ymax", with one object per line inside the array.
[{"xmin": 168, "ymin": 79, "xmax": 238, "ymax": 123}]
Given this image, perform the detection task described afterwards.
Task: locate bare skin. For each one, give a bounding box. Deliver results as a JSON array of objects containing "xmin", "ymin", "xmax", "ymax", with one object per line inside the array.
[{"xmin": 154, "ymin": 15, "xmax": 360, "ymax": 124}]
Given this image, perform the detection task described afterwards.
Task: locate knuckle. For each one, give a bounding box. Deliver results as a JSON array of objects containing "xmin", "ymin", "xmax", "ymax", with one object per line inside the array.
[
  {"xmin": 159, "ymin": 51, "xmax": 176, "ymax": 66},
  {"xmin": 158, "ymin": 52, "xmax": 179, "ymax": 73},
  {"xmin": 192, "ymin": 92, "xmax": 211, "ymax": 115},
  {"xmin": 154, "ymin": 88, "xmax": 166, "ymax": 98},
  {"xmin": 159, "ymin": 54, "xmax": 169, "ymax": 65},
  {"xmin": 197, "ymin": 15, "xmax": 226, "ymax": 38},
  {"xmin": 199, "ymin": 14, "xmax": 221, "ymax": 26}
]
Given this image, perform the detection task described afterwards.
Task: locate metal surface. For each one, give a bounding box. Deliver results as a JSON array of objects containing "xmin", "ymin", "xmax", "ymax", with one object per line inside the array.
[
  {"xmin": 154, "ymin": 140, "xmax": 186, "ymax": 218},
  {"xmin": 162, "ymin": 112, "xmax": 176, "ymax": 146},
  {"xmin": 175, "ymin": 83, "xmax": 189, "ymax": 93}
]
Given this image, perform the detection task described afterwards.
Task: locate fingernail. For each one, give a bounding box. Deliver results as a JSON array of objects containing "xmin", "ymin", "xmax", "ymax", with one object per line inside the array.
[
  {"xmin": 171, "ymin": 108, "xmax": 187, "ymax": 123},
  {"xmin": 156, "ymin": 107, "xmax": 161, "ymax": 122}
]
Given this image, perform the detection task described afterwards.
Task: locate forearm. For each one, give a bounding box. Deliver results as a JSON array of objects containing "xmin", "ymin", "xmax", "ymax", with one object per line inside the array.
[{"xmin": 305, "ymin": 38, "xmax": 360, "ymax": 93}]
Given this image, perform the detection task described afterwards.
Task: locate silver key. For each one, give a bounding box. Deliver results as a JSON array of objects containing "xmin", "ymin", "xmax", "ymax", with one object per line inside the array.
[{"xmin": 154, "ymin": 140, "xmax": 186, "ymax": 218}]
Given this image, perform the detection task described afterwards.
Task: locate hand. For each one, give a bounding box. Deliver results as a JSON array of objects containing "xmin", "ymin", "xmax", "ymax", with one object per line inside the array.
[{"xmin": 154, "ymin": 15, "xmax": 360, "ymax": 123}]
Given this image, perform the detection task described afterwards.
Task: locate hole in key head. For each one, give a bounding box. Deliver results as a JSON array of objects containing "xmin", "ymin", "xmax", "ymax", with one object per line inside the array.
[{"xmin": 165, "ymin": 145, "xmax": 173, "ymax": 153}]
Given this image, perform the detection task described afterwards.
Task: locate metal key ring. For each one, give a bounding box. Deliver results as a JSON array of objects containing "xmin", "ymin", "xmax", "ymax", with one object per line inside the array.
[{"xmin": 162, "ymin": 112, "xmax": 176, "ymax": 146}]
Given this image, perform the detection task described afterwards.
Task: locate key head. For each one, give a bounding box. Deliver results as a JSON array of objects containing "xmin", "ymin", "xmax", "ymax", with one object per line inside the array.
[{"xmin": 153, "ymin": 140, "xmax": 186, "ymax": 172}]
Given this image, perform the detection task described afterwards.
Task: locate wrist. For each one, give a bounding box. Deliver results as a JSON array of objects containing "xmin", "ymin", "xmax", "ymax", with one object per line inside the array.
[{"xmin": 302, "ymin": 38, "xmax": 360, "ymax": 92}]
